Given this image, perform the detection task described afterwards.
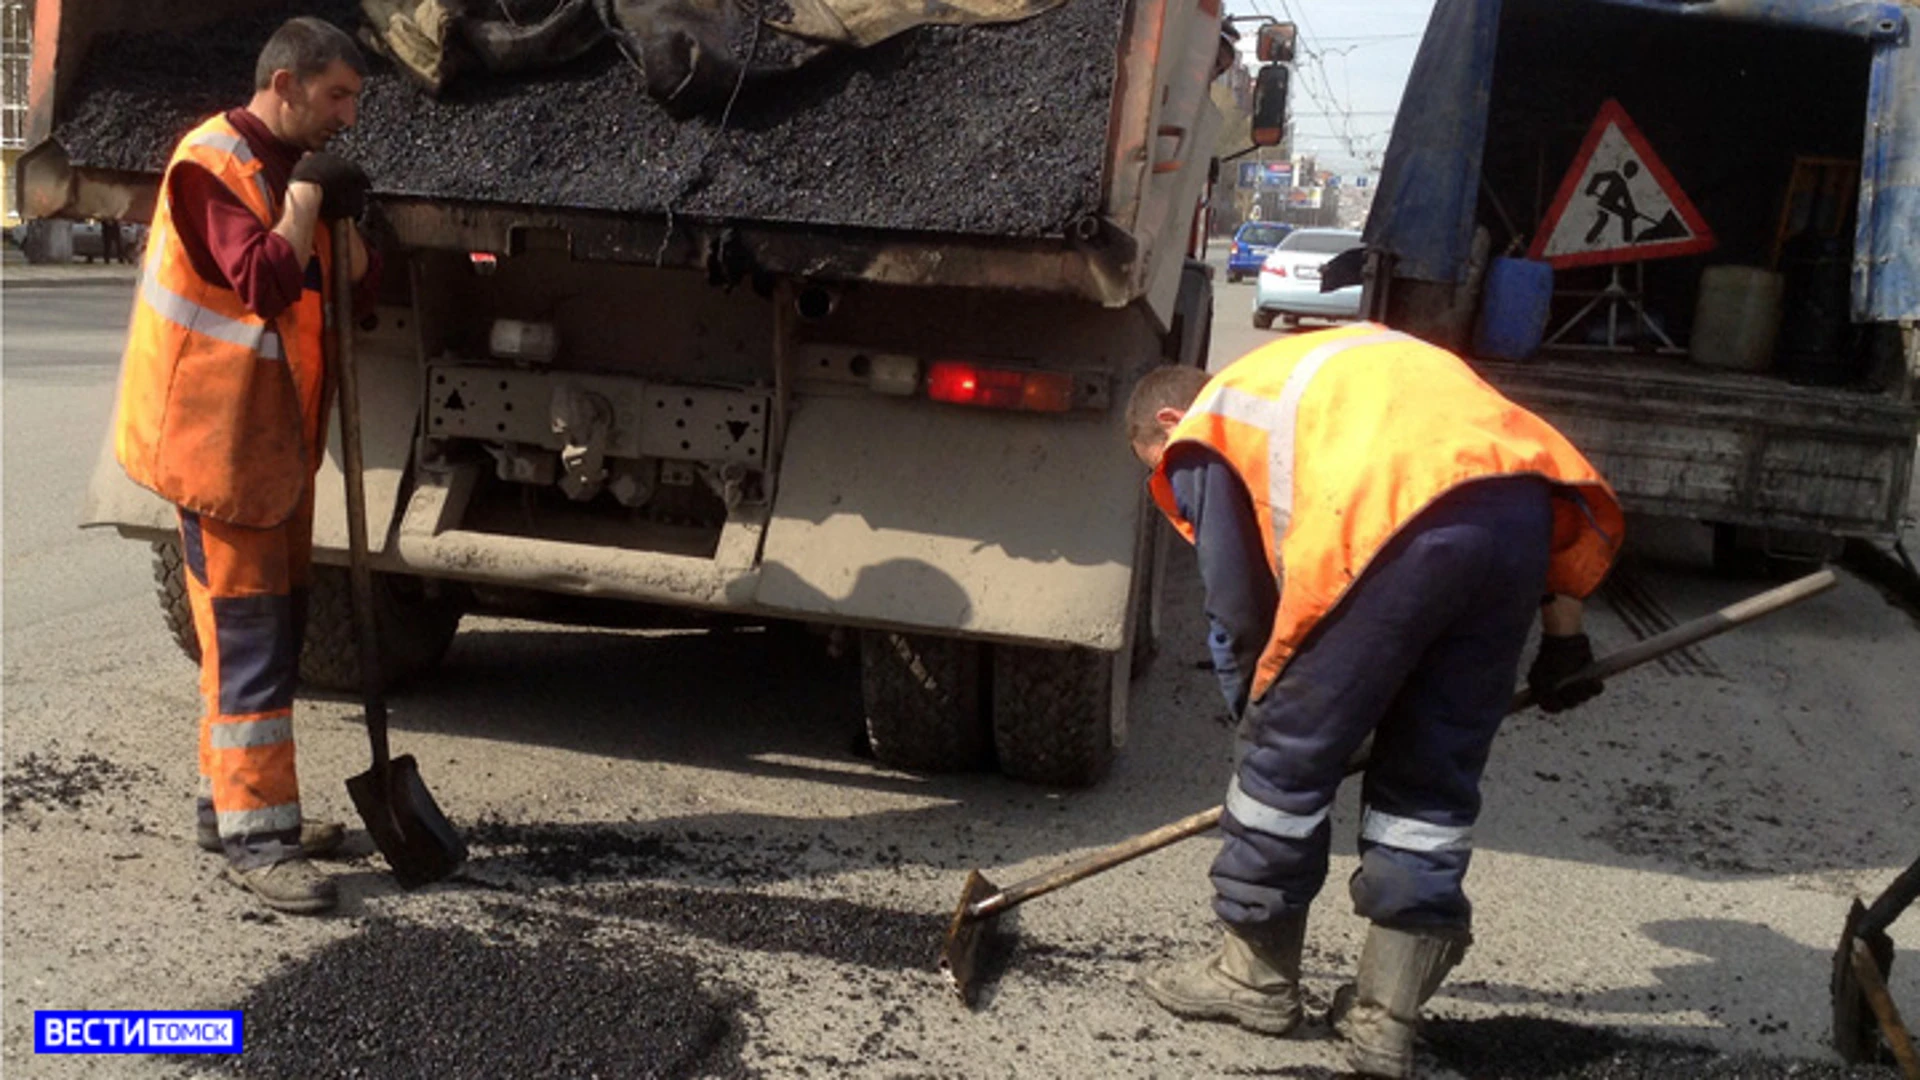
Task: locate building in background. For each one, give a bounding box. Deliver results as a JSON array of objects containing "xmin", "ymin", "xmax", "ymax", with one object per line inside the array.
[{"xmin": 2, "ymin": 0, "xmax": 28, "ymax": 226}]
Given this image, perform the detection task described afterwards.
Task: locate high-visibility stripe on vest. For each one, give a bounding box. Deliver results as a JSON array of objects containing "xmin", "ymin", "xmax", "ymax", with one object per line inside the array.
[
  {"xmin": 114, "ymin": 114, "xmax": 333, "ymax": 528},
  {"xmin": 1150, "ymin": 323, "xmax": 1623, "ymax": 700}
]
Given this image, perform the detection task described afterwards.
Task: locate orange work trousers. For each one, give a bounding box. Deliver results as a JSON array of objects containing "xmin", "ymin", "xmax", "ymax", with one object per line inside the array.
[{"xmin": 181, "ymin": 484, "xmax": 313, "ymax": 868}]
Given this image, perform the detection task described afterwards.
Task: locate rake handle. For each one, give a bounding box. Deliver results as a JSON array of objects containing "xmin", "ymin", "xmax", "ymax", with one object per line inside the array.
[
  {"xmin": 968, "ymin": 570, "xmax": 1838, "ymax": 921},
  {"xmin": 1507, "ymin": 568, "xmax": 1838, "ymax": 713}
]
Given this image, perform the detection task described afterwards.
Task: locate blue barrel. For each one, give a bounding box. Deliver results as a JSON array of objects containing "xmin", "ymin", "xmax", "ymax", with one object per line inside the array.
[{"xmin": 1473, "ymin": 257, "xmax": 1554, "ymax": 361}]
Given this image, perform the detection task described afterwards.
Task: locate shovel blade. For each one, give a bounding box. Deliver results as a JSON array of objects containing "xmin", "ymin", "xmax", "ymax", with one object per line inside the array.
[
  {"xmin": 938, "ymin": 870, "xmax": 1002, "ymax": 1007},
  {"xmin": 347, "ymin": 754, "xmax": 466, "ymax": 889}
]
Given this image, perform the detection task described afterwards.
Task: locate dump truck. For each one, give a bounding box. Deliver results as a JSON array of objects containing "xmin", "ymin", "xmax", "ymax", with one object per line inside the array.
[
  {"xmin": 1362, "ymin": 0, "xmax": 1919, "ymax": 565},
  {"xmin": 22, "ymin": 0, "xmax": 1246, "ymax": 787}
]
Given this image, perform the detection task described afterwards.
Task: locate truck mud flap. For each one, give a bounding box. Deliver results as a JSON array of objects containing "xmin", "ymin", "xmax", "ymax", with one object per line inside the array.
[{"xmin": 754, "ymin": 395, "xmax": 1142, "ymax": 650}]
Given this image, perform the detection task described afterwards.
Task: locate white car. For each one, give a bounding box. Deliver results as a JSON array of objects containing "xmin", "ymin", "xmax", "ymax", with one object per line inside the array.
[{"xmin": 1253, "ymin": 228, "xmax": 1364, "ymax": 328}]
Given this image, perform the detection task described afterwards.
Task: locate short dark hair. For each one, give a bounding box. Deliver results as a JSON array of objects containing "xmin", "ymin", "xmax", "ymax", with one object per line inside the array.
[
  {"xmin": 255, "ymin": 17, "xmax": 368, "ymax": 91},
  {"xmin": 1126, "ymin": 365, "xmax": 1212, "ymax": 446}
]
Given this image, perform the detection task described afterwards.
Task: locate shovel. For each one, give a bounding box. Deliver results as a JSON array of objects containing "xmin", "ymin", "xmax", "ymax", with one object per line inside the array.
[
  {"xmin": 328, "ymin": 220, "xmax": 467, "ymax": 889},
  {"xmin": 940, "ymin": 569, "xmax": 1838, "ymax": 1005},
  {"xmin": 1831, "ymin": 852, "xmax": 1920, "ymax": 1077}
]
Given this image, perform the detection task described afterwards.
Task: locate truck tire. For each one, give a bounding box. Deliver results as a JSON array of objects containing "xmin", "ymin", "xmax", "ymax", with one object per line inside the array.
[
  {"xmin": 1131, "ymin": 505, "xmax": 1168, "ymax": 676},
  {"xmin": 1710, "ymin": 522, "xmax": 1837, "ymax": 581},
  {"xmin": 1252, "ymin": 309, "xmax": 1276, "ymax": 330},
  {"xmin": 860, "ymin": 631, "xmax": 993, "ymax": 773},
  {"xmin": 152, "ymin": 540, "xmax": 201, "ymax": 665},
  {"xmin": 992, "ymin": 489, "xmax": 1162, "ymax": 786},
  {"xmin": 991, "ymin": 644, "xmax": 1120, "ymax": 788},
  {"xmin": 149, "ymin": 541, "xmax": 463, "ymax": 693},
  {"xmin": 298, "ymin": 565, "xmax": 464, "ymax": 693}
]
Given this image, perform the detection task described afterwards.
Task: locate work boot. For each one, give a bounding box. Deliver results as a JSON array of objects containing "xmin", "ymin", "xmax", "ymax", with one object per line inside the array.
[
  {"xmin": 1139, "ymin": 917, "xmax": 1307, "ymax": 1035},
  {"xmin": 197, "ymin": 819, "xmax": 348, "ymax": 859},
  {"xmin": 223, "ymin": 858, "xmax": 339, "ymax": 915},
  {"xmin": 1331, "ymin": 923, "xmax": 1472, "ymax": 1078}
]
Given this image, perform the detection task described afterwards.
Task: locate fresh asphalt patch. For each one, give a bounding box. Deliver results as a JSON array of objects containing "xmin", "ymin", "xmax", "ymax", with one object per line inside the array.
[
  {"xmin": 190, "ymin": 919, "xmax": 753, "ymax": 1080},
  {"xmin": 1422, "ymin": 1014, "xmax": 1904, "ymax": 1078}
]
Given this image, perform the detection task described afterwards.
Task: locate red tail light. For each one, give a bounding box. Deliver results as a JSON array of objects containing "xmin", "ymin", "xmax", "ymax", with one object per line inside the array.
[
  {"xmin": 1261, "ymin": 264, "xmax": 1287, "ymax": 277},
  {"xmin": 926, "ymin": 362, "xmax": 1074, "ymax": 412}
]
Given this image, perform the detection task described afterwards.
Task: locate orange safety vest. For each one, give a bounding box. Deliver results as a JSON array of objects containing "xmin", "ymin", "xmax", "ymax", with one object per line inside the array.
[
  {"xmin": 114, "ymin": 114, "xmax": 333, "ymax": 528},
  {"xmin": 1150, "ymin": 323, "xmax": 1624, "ymax": 700}
]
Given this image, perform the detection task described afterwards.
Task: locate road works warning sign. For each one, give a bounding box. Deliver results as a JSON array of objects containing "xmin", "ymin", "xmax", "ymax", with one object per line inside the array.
[{"xmin": 1528, "ymin": 99, "xmax": 1715, "ymax": 268}]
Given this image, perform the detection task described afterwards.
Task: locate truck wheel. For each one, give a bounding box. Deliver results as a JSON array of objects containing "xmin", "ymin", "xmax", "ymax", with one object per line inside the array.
[
  {"xmin": 1252, "ymin": 309, "xmax": 1276, "ymax": 329},
  {"xmin": 991, "ymin": 644, "xmax": 1121, "ymax": 788},
  {"xmin": 150, "ymin": 544, "xmax": 464, "ymax": 692},
  {"xmin": 992, "ymin": 488, "xmax": 1160, "ymax": 786},
  {"xmin": 1710, "ymin": 523, "xmax": 1837, "ymax": 581},
  {"xmin": 152, "ymin": 540, "xmax": 201, "ymax": 665},
  {"xmin": 1131, "ymin": 508, "xmax": 1168, "ymax": 676},
  {"xmin": 299, "ymin": 565, "xmax": 464, "ymax": 693},
  {"xmin": 860, "ymin": 631, "xmax": 993, "ymax": 773}
]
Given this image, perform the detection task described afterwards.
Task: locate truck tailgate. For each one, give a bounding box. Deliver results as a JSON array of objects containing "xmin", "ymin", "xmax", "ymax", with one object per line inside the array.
[{"xmin": 1481, "ymin": 355, "xmax": 1919, "ymax": 537}]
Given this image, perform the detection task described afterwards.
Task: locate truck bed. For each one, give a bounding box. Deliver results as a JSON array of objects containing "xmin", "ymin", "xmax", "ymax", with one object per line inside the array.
[
  {"xmin": 1479, "ymin": 352, "xmax": 1917, "ymax": 536},
  {"xmin": 49, "ymin": 0, "xmax": 1125, "ymax": 238}
]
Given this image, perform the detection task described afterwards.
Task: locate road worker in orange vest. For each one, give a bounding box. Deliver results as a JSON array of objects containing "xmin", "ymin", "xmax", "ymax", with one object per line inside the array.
[
  {"xmin": 113, "ymin": 17, "xmax": 378, "ymax": 915},
  {"xmin": 1126, "ymin": 323, "xmax": 1623, "ymax": 1078}
]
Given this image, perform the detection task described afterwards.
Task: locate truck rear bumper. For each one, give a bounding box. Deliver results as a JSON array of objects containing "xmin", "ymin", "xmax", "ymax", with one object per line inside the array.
[{"xmin": 89, "ymin": 390, "xmax": 1148, "ymax": 652}]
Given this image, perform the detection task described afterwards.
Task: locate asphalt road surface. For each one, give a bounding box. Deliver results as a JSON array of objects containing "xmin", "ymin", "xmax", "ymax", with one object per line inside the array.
[{"xmin": 4, "ymin": 272, "xmax": 1916, "ymax": 1078}]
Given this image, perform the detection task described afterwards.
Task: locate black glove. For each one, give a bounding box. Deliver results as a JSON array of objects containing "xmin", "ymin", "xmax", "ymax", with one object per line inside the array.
[
  {"xmin": 1527, "ymin": 632, "xmax": 1603, "ymax": 714},
  {"xmin": 290, "ymin": 152, "xmax": 370, "ymax": 221}
]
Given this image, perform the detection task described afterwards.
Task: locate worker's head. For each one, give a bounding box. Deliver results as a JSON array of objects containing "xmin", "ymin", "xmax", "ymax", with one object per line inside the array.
[
  {"xmin": 253, "ymin": 18, "xmax": 368, "ymax": 151},
  {"xmin": 1214, "ymin": 21, "xmax": 1241, "ymax": 81},
  {"xmin": 1125, "ymin": 365, "xmax": 1212, "ymax": 468}
]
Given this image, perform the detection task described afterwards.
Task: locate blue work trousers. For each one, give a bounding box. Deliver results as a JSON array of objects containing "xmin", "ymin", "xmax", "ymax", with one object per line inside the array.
[{"xmin": 1212, "ymin": 476, "xmax": 1553, "ymax": 939}]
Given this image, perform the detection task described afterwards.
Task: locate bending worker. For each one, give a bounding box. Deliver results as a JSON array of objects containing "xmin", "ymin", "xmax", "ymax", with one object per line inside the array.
[
  {"xmin": 1126, "ymin": 322, "xmax": 1623, "ymax": 1078},
  {"xmin": 112, "ymin": 17, "xmax": 377, "ymax": 915}
]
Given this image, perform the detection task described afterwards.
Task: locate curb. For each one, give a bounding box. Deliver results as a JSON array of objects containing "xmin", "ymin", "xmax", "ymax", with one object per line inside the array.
[{"xmin": 2, "ymin": 272, "xmax": 140, "ymax": 290}]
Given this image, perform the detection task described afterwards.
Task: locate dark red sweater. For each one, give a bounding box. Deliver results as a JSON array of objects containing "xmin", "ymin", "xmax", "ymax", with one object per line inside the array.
[{"xmin": 166, "ymin": 108, "xmax": 379, "ymax": 320}]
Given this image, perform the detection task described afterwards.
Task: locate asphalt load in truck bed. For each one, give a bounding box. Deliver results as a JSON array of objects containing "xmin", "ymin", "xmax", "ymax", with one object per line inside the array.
[{"xmin": 51, "ymin": 0, "xmax": 1124, "ymax": 237}]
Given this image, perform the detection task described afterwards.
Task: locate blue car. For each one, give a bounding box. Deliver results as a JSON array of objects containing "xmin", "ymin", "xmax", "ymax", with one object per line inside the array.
[{"xmin": 1226, "ymin": 222, "xmax": 1293, "ymax": 283}]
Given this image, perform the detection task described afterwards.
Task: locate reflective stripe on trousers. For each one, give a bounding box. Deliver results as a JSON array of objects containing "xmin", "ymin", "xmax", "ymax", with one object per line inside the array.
[{"xmin": 180, "ymin": 488, "xmax": 315, "ymax": 869}]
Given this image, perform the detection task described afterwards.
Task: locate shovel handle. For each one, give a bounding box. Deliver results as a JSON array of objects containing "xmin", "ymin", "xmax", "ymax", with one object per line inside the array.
[
  {"xmin": 970, "ymin": 806, "xmax": 1224, "ymax": 918},
  {"xmin": 328, "ymin": 219, "xmax": 391, "ymax": 770},
  {"xmin": 1860, "ymin": 853, "xmax": 1920, "ymax": 939},
  {"xmin": 971, "ymin": 570, "xmax": 1839, "ymax": 921}
]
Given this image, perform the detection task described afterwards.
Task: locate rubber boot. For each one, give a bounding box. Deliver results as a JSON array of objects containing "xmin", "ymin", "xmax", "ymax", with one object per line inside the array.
[
  {"xmin": 1139, "ymin": 916, "xmax": 1307, "ymax": 1035},
  {"xmin": 1332, "ymin": 924, "xmax": 1472, "ymax": 1078}
]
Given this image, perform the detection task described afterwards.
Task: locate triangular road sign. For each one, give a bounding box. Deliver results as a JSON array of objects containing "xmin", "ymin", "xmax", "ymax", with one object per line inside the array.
[{"xmin": 1528, "ymin": 99, "xmax": 1715, "ymax": 268}]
